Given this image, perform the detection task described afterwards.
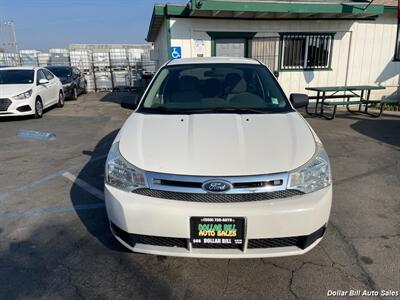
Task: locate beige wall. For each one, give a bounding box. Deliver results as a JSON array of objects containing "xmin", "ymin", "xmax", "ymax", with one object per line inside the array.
[
  {"xmin": 153, "ymin": 20, "xmax": 169, "ymax": 69},
  {"xmin": 161, "ymin": 15, "xmax": 400, "ymax": 98}
]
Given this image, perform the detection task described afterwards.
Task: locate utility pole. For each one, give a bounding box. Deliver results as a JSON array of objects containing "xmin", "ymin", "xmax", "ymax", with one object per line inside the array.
[{"xmin": 0, "ymin": 20, "xmax": 18, "ymax": 53}]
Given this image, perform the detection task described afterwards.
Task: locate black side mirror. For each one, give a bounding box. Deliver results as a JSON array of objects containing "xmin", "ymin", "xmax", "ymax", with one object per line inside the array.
[
  {"xmin": 120, "ymin": 95, "xmax": 139, "ymax": 110},
  {"xmin": 290, "ymin": 93, "xmax": 309, "ymax": 109}
]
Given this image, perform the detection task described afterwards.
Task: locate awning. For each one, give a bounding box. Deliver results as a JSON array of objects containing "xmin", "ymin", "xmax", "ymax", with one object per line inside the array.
[{"xmin": 147, "ymin": 0, "xmax": 395, "ymax": 42}]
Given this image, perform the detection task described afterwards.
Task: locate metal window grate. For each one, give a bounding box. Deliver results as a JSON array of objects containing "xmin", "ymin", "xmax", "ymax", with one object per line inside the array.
[
  {"xmin": 251, "ymin": 36, "xmax": 279, "ymax": 71},
  {"xmin": 281, "ymin": 34, "xmax": 333, "ymax": 70}
]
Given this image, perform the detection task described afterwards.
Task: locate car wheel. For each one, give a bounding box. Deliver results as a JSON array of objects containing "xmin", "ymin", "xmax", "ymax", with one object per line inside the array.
[
  {"xmin": 57, "ymin": 91, "xmax": 65, "ymax": 107},
  {"xmin": 34, "ymin": 99, "xmax": 43, "ymax": 119},
  {"xmin": 71, "ymin": 87, "xmax": 78, "ymax": 100}
]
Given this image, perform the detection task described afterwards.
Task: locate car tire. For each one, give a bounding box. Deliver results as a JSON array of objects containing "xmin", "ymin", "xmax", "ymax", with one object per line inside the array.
[
  {"xmin": 57, "ymin": 91, "xmax": 65, "ymax": 107},
  {"xmin": 71, "ymin": 87, "xmax": 78, "ymax": 100},
  {"xmin": 34, "ymin": 98, "xmax": 43, "ymax": 119}
]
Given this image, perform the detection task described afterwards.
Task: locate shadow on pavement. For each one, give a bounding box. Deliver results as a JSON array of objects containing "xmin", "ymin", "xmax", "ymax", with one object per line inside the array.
[
  {"xmin": 350, "ymin": 118, "xmax": 400, "ymax": 148},
  {"xmin": 100, "ymin": 91, "xmax": 138, "ymax": 106},
  {"xmin": 69, "ymin": 129, "xmax": 127, "ymax": 252}
]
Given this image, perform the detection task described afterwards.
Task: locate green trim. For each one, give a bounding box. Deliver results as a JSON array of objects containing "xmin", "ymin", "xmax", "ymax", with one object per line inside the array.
[
  {"xmin": 278, "ymin": 32, "xmax": 335, "ymax": 71},
  {"xmin": 394, "ymin": 20, "xmax": 400, "ymax": 61},
  {"xmin": 146, "ymin": 4, "xmax": 189, "ymax": 42},
  {"xmin": 166, "ymin": 4, "xmax": 190, "ymax": 16},
  {"xmin": 195, "ymin": 0, "xmax": 385, "ymax": 15},
  {"xmin": 166, "ymin": 17, "xmax": 172, "ymax": 60},
  {"xmin": 207, "ymin": 32, "xmax": 257, "ymax": 39},
  {"xmin": 279, "ymin": 32, "xmax": 336, "ymax": 36},
  {"xmin": 147, "ymin": 1, "xmax": 395, "ymax": 42},
  {"xmin": 211, "ymin": 38, "xmax": 216, "ymax": 56},
  {"xmin": 384, "ymin": 7, "xmax": 398, "ymax": 14},
  {"xmin": 279, "ymin": 68, "xmax": 333, "ymax": 72},
  {"xmin": 206, "ymin": 32, "xmax": 256, "ymax": 57}
]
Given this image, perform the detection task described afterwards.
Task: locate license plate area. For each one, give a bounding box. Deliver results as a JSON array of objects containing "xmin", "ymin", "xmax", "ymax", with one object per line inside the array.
[{"xmin": 190, "ymin": 217, "xmax": 245, "ymax": 250}]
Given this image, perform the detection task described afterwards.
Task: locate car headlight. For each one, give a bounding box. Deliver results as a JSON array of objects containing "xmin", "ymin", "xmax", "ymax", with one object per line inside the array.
[
  {"xmin": 13, "ymin": 89, "xmax": 32, "ymax": 100},
  {"xmin": 105, "ymin": 142, "xmax": 147, "ymax": 192},
  {"xmin": 287, "ymin": 142, "xmax": 331, "ymax": 193},
  {"xmin": 63, "ymin": 82, "xmax": 73, "ymax": 88}
]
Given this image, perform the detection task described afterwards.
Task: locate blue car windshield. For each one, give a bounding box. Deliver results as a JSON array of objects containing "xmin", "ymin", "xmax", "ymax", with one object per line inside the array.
[
  {"xmin": 138, "ymin": 63, "xmax": 293, "ymax": 114},
  {"xmin": 46, "ymin": 67, "xmax": 71, "ymax": 78},
  {"xmin": 0, "ymin": 70, "xmax": 34, "ymax": 84}
]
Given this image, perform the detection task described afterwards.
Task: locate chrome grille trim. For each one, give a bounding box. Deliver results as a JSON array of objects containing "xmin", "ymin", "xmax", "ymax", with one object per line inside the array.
[
  {"xmin": 132, "ymin": 188, "xmax": 304, "ymax": 202},
  {"xmin": 145, "ymin": 171, "xmax": 289, "ymax": 194}
]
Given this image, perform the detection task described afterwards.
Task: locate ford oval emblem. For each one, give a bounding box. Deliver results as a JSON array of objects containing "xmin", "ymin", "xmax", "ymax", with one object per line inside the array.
[{"xmin": 202, "ymin": 180, "xmax": 232, "ymax": 193}]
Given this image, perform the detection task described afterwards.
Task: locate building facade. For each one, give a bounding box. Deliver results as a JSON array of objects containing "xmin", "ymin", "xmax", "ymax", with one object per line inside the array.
[{"xmin": 147, "ymin": 0, "xmax": 400, "ymax": 98}]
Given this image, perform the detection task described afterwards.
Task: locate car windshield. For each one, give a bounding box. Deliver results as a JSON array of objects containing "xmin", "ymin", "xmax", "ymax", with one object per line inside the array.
[
  {"xmin": 0, "ymin": 70, "xmax": 34, "ymax": 84},
  {"xmin": 138, "ymin": 63, "xmax": 293, "ymax": 114},
  {"xmin": 46, "ymin": 67, "xmax": 71, "ymax": 78}
]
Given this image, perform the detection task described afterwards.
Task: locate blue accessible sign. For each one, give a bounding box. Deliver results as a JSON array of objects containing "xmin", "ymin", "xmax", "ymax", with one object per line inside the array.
[{"xmin": 170, "ymin": 46, "xmax": 182, "ymax": 59}]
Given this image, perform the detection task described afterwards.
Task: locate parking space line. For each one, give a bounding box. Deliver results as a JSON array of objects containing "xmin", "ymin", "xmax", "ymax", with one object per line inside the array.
[
  {"xmin": 0, "ymin": 154, "xmax": 107, "ymax": 203},
  {"xmin": 0, "ymin": 203, "xmax": 105, "ymax": 218},
  {"xmin": 62, "ymin": 172, "xmax": 105, "ymax": 200}
]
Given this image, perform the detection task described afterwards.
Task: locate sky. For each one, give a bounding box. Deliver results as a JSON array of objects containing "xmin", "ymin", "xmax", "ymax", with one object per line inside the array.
[{"xmin": 0, "ymin": 0, "xmax": 187, "ymax": 51}]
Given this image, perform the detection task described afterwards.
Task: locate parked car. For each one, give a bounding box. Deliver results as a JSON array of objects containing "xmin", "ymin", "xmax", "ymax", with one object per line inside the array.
[
  {"xmin": 105, "ymin": 57, "xmax": 332, "ymax": 258},
  {"xmin": 0, "ymin": 67, "xmax": 64, "ymax": 118},
  {"xmin": 46, "ymin": 66, "xmax": 87, "ymax": 100}
]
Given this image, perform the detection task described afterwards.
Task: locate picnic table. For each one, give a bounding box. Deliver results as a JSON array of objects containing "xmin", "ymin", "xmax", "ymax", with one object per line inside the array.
[{"xmin": 305, "ymin": 85, "xmax": 387, "ymax": 120}]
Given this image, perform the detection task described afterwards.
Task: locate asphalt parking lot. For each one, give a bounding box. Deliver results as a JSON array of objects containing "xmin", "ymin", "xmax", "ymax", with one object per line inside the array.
[{"xmin": 0, "ymin": 92, "xmax": 399, "ymax": 299}]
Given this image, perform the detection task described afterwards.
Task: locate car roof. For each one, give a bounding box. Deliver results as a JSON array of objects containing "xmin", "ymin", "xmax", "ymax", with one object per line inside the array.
[
  {"xmin": 167, "ymin": 57, "xmax": 261, "ymax": 66},
  {"xmin": 0, "ymin": 66, "xmax": 39, "ymax": 71},
  {"xmin": 46, "ymin": 66, "xmax": 72, "ymax": 69}
]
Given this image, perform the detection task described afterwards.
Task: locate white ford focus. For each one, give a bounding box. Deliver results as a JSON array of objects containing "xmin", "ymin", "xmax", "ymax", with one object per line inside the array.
[
  {"xmin": 0, "ymin": 67, "xmax": 64, "ymax": 118},
  {"xmin": 105, "ymin": 57, "xmax": 332, "ymax": 258}
]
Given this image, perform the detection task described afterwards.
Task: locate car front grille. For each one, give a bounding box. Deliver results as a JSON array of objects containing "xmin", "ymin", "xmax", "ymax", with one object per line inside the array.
[
  {"xmin": 248, "ymin": 226, "xmax": 326, "ymax": 250},
  {"xmin": 132, "ymin": 188, "xmax": 304, "ymax": 203},
  {"xmin": 111, "ymin": 223, "xmax": 326, "ymax": 251},
  {"xmin": 111, "ymin": 223, "xmax": 187, "ymax": 248},
  {"xmin": 0, "ymin": 98, "xmax": 12, "ymax": 111},
  {"xmin": 247, "ymin": 237, "xmax": 300, "ymax": 248}
]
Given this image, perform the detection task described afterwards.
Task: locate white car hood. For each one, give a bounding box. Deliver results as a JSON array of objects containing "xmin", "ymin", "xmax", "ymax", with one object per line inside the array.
[
  {"xmin": 118, "ymin": 112, "xmax": 316, "ymax": 176},
  {"xmin": 0, "ymin": 84, "xmax": 33, "ymax": 98}
]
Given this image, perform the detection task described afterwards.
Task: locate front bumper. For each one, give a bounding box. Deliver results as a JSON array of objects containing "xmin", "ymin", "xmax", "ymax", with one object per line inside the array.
[
  {"xmin": 0, "ymin": 97, "xmax": 34, "ymax": 117},
  {"xmin": 105, "ymin": 184, "xmax": 332, "ymax": 258},
  {"xmin": 63, "ymin": 85, "xmax": 74, "ymax": 98}
]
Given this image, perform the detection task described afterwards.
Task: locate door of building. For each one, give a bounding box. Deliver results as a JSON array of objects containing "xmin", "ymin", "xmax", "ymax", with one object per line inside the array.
[{"xmin": 215, "ymin": 38, "xmax": 246, "ymax": 57}]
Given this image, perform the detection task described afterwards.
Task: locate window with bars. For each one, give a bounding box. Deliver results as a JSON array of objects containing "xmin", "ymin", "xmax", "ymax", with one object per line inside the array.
[
  {"xmin": 280, "ymin": 33, "xmax": 334, "ymax": 70},
  {"xmin": 395, "ymin": 21, "xmax": 400, "ymax": 61}
]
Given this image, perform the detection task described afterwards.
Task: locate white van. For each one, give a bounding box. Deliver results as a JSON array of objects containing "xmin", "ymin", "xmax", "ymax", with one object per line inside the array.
[{"xmin": 105, "ymin": 57, "xmax": 332, "ymax": 258}]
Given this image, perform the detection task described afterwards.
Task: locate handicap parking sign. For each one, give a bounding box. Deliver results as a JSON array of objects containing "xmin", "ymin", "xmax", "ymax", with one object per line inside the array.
[{"xmin": 170, "ymin": 47, "xmax": 182, "ymax": 59}]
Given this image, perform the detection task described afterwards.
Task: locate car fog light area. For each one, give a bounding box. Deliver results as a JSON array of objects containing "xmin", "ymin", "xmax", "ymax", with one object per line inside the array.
[
  {"xmin": 105, "ymin": 143, "xmax": 147, "ymax": 192},
  {"xmin": 13, "ymin": 89, "xmax": 32, "ymax": 100},
  {"xmin": 287, "ymin": 142, "xmax": 331, "ymax": 193}
]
